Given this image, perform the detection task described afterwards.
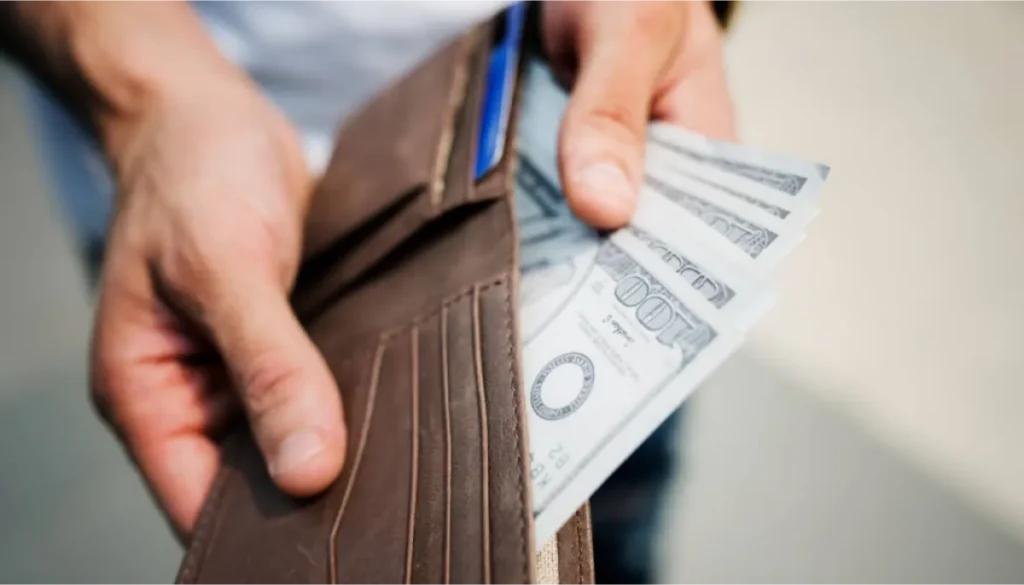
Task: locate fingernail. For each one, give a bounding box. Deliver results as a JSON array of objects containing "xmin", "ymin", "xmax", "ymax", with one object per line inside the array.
[
  {"xmin": 573, "ymin": 162, "xmax": 635, "ymax": 207},
  {"xmin": 270, "ymin": 428, "xmax": 324, "ymax": 477}
]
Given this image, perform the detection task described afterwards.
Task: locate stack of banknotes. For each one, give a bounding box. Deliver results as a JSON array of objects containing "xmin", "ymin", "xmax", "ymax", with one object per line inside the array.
[{"xmin": 513, "ymin": 58, "xmax": 832, "ymax": 547}]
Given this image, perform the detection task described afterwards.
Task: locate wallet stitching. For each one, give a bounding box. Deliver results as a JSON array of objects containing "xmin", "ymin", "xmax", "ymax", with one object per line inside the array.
[
  {"xmin": 472, "ymin": 283, "xmax": 493, "ymax": 583},
  {"xmin": 329, "ymin": 341, "xmax": 385, "ymax": 583},
  {"xmin": 373, "ymin": 275, "xmax": 507, "ymax": 344},
  {"xmin": 441, "ymin": 305, "xmax": 453, "ymax": 585},
  {"xmin": 178, "ymin": 451, "xmax": 231, "ymax": 582},
  {"xmin": 405, "ymin": 327, "xmax": 421, "ymax": 584},
  {"xmin": 500, "ymin": 275, "xmax": 533, "ymax": 584},
  {"xmin": 575, "ymin": 510, "xmax": 585, "ymax": 584}
]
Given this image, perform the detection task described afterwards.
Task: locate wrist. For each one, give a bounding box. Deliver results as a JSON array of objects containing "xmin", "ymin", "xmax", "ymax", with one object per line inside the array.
[{"xmin": 15, "ymin": 2, "xmax": 251, "ymax": 159}]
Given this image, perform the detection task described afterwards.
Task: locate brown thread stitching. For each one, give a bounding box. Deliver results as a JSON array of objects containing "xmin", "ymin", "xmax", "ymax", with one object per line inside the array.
[
  {"xmin": 405, "ymin": 327, "xmax": 421, "ymax": 584},
  {"xmin": 500, "ymin": 275, "xmax": 533, "ymax": 583},
  {"xmin": 472, "ymin": 283, "xmax": 492, "ymax": 583},
  {"xmin": 441, "ymin": 305, "xmax": 453, "ymax": 585},
  {"xmin": 181, "ymin": 279, "xmax": 505, "ymax": 582},
  {"xmin": 329, "ymin": 343, "xmax": 385, "ymax": 583},
  {"xmin": 575, "ymin": 510, "xmax": 585, "ymax": 584},
  {"xmin": 376, "ymin": 276, "xmax": 508, "ymax": 345}
]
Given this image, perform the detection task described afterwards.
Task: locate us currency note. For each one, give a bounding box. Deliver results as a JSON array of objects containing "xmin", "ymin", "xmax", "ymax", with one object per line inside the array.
[
  {"xmin": 645, "ymin": 158, "xmax": 802, "ymax": 233},
  {"xmin": 647, "ymin": 121, "xmax": 831, "ymax": 200},
  {"xmin": 623, "ymin": 225, "xmax": 775, "ymax": 330},
  {"xmin": 520, "ymin": 228, "xmax": 742, "ymax": 547},
  {"xmin": 516, "ymin": 151, "xmax": 771, "ymax": 329},
  {"xmin": 646, "ymin": 140, "xmax": 818, "ymax": 223},
  {"xmin": 515, "ymin": 51, "xmax": 828, "ymax": 548},
  {"xmin": 634, "ymin": 174, "xmax": 804, "ymax": 273}
]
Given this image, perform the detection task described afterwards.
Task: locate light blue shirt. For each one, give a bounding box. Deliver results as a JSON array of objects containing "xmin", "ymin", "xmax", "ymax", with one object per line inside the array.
[{"xmin": 21, "ymin": 1, "xmax": 510, "ymax": 249}]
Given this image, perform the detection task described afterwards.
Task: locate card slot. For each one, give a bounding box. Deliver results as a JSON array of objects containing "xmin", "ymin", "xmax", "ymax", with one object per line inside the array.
[
  {"xmin": 180, "ymin": 276, "xmax": 532, "ymax": 584},
  {"xmin": 439, "ymin": 18, "xmax": 492, "ymax": 212},
  {"xmin": 476, "ymin": 277, "xmax": 535, "ymax": 584},
  {"xmin": 332, "ymin": 334, "xmax": 417, "ymax": 584},
  {"xmin": 444, "ymin": 292, "xmax": 488, "ymax": 584},
  {"xmin": 409, "ymin": 312, "xmax": 449, "ymax": 584},
  {"xmin": 328, "ymin": 345, "xmax": 385, "ymax": 583}
]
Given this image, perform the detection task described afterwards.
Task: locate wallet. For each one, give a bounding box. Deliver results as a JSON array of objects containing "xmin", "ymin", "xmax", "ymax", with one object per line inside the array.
[{"xmin": 175, "ymin": 14, "xmax": 595, "ymax": 585}]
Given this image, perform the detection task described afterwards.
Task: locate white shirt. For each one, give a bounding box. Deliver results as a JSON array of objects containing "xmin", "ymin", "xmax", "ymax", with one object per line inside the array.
[{"xmin": 22, "ymin": 1, "xmax": 510, "ymax": 248}]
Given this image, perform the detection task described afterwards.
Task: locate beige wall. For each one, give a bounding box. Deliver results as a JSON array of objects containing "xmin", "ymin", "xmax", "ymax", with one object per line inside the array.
[{"xmin": 732, "ymin": 1, "xmax": 1024, "ymax": 540}]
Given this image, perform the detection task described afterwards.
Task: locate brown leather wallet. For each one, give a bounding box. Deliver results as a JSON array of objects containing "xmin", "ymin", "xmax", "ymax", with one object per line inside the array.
[{"xmin": 176, "ymin": 18, "xmax": 594, "ymax": 585}]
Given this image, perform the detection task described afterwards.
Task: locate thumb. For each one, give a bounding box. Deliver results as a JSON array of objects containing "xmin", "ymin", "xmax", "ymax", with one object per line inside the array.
[
  {"xmin": 557, "ymin": 8, "xmax": 681, "ymax": 229},
  {"xmin": 203, "ymin": 272, "xmax": 345, "ymax": 497}
]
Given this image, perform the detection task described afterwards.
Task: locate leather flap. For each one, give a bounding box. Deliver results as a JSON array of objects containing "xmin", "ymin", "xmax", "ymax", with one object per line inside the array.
[
  {"xmin": 301, "ymin": 29, "xmax": 474, "ymax": 261},
  {"xmin": 293, "ymin": 21, "xmax": 509, "ymax": 321}
]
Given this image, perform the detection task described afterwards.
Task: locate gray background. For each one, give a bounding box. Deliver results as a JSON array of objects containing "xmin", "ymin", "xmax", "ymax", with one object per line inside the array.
[{"xmin": 1, "ymin": 3, "xmax": 1023, "ymax": 582}]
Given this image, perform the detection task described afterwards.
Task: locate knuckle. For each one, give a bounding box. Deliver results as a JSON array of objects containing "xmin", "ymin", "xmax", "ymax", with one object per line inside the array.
[
  {"xmin": 239, "ymin": 350, "xmax": 306, "ymax": 417},
  {"xmin": 574, "ymin": 103, "xmax": 647, "ymax": 152},
  {"xmin": 619, "ymin": 2, "xmax": 685, "ymax": 46}
]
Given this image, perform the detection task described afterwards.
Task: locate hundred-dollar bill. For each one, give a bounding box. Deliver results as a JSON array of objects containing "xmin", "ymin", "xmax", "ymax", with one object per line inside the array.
[
  {"xmin": 647, "ymin": 121, "xmax": 831, "ymax": 200},
  {"xmin": 521, "ymin": 227, "xmax": 742, "ymax": 547},
  {"xmin": 646, "ymin": 140, "xmax": 819, "ymax": 224},
  {"xmin": 645, "ymin": 158, "xmax": 804, "ymax": 234},
  {"xmin": 513, "ymin": 51, "xmax": 829, "ymax": 547},
  {"xmin": 634, "ymin": 174, "xmax": 805, "ymax": 274},
  {"xmin": 516, "ymin": 151, "xmax": 772, "ymax": 329},
  {"xmin": 623, "ymin": 225, "xmax": 775, "ymax": 330}
]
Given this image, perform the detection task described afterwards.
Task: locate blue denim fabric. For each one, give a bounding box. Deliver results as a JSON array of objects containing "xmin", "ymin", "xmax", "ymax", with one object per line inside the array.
[{"xmin": 590, "ymin": 410, "xmax": 685, "ymax": 584}]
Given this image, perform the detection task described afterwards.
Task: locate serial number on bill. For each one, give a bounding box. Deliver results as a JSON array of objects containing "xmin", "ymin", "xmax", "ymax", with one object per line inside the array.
[{"xmin": 529, "ymin": 444, "xmax": 571, "ymax": 490}]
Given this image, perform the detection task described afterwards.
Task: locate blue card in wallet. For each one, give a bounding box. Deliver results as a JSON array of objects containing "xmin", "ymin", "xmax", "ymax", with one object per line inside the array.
[{"xmin": 474, "ymin": 1, "xmax": 526, "ymax": 180}]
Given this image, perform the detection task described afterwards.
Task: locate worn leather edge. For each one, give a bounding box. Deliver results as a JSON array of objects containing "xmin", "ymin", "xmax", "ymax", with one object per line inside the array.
[
  {"xmin": 427, "ymin": 31, "xmax": 476, "ymax": 210},
  {"xmin": 556, "ymin": 504, "xmax": 595, "ymax": 585},
  {"xmin": 499, "ymin": 25, "xmax": 536, "ymax": 585},
  {"xmin": 175, "ymin": 431, "xmax": 241, "ymax": 583}
]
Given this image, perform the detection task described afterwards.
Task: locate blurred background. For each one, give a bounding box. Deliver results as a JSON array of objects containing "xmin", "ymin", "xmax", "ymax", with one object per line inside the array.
[{"xmin": 1, "ymin": 2, "xmax": 1023, "ymax": 582}]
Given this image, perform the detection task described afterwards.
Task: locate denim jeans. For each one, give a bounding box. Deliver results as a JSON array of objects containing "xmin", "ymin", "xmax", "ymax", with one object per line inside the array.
[{"xmin": 590, "ymin": 410, "xmax": 684, "ymax": 584}]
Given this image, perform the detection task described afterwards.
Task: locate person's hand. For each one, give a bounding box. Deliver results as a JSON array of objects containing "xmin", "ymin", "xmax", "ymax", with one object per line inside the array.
[
  {"xmin": 90, "ymin": 69, "xmax": 346, "ymax": 538},
  {"xmin": 542, "ymin": 0, "xmax": 737, "ymax": 229}
]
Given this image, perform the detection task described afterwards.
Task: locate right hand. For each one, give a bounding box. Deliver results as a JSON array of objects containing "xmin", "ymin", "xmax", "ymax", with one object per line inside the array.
[{"xmin": 90, "ymin": 70, "xmax": 347, "ymax": 537}]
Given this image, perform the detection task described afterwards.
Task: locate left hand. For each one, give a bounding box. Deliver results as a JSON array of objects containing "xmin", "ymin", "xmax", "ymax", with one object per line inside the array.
[{"xmin": 542, "ymin": 1, "xmax": 737, "ymax": 229}]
